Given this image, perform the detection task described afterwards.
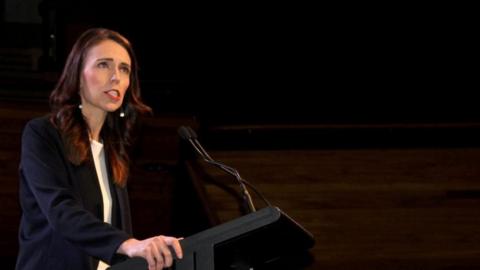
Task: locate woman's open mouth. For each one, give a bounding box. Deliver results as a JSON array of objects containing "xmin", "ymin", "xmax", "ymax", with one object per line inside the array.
[{"xmin": 104, "ymin": 89, "xmax": 121, "ymax": 101}]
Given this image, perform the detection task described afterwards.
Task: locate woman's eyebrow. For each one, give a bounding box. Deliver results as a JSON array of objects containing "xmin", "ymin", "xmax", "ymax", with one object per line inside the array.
[
  {"xmin": 96, "ymin": 58, "xmax": 131, "ymax": 67},
  {"xmin": 96, "ymin": 57, "xmax": 114, "ymax": 62}
]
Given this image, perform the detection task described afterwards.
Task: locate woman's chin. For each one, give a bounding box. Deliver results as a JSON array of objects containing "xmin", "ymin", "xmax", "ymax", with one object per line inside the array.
[{"xmin": 105, "ymin": 105, "xmax": 122, "ymax": 113}]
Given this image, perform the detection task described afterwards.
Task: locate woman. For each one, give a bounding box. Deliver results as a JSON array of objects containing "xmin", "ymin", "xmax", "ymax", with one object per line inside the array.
[{"xmin": 16, "ymin": 28, "xmax": 182, "ymax": 270}]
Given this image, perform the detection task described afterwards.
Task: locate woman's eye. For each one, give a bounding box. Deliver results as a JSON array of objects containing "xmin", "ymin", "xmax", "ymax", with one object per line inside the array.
[
  {"xmin": 120, "ymin": 66, "xmax": 130, "ymax": 74},
  {"xmin": 97, "ymin": 62, "xmax": 109, "ymax": 68}
]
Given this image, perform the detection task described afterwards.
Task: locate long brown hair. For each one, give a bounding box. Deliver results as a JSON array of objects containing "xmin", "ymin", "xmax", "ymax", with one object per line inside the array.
[{"xmin": 49, "ymin": 28, "xmax": 151, "ymax": 187}]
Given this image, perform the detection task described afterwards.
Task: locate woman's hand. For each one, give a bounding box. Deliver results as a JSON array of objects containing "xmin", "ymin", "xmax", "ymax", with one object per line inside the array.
[{"xmin": 117, "ymin": 236, "xmax": 183, "ymax": 270}]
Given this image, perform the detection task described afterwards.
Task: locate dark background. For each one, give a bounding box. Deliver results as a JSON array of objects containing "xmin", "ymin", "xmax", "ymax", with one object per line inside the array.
[{"xmin": 1, "ymin": 1, "xmax": 477, "ymax": 126}]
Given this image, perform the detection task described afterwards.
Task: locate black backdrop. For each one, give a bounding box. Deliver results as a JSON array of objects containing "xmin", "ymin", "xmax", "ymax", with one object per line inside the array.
[{"xmin": 11, "ymin": 2, "xmax": 479, "ymax": 124}]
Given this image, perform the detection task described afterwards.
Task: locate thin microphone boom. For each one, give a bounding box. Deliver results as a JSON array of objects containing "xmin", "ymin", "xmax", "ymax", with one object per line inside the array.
[
  {"xmin": 185, "ymin": 127, "xmax": 272, "ymax": 209},
  {"xmin": 178, "ymin": 126, "xmax": 272, "ymax": 213},
  {"xmin": 201, "ymin": 155, "xmax": 263, "ymax": 206},
  {"xmin": 184, "ymin": 126, "xmax": 213, "ymax": 161},
  {"xmin": 182, "ymin": 126, "xmax": 256, "ymax": 212}
]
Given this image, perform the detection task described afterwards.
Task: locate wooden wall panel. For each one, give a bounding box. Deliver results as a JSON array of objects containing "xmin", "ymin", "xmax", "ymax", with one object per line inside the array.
[{"xmin": 191, "ymin": 148, "xmax": 480, "ymax": 269}]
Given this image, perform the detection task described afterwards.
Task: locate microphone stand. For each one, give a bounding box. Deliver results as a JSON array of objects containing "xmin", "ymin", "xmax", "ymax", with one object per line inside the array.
[{"xmin": 188, "ymin": 136, "xmax": 257, "ymax": 212}]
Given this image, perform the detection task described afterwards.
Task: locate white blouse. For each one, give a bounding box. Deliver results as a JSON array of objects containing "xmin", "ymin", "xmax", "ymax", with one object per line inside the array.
[{"xmin": 90, "ymin": 140, "xmax": 113, "ymax": 270}]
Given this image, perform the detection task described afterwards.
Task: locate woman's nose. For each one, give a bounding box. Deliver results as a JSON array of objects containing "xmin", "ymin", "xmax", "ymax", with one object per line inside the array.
[{"xmin": 110, "ymin": 70, "xmax": 120, "ymax": 83}]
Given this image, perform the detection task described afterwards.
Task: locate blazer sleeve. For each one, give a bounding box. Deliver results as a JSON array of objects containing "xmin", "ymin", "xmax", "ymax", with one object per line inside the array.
[{"xmin": 20, "ymin": 118, "xmax": 131, "ymax": 264}]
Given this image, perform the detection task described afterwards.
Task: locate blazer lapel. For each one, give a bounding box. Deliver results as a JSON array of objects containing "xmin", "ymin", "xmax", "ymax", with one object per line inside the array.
[{"xmin": 72, "ymin": 156, "xmax": 103, "ymax": 220}]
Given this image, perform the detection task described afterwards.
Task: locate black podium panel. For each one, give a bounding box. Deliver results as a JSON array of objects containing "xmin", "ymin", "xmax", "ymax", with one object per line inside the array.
[{"xmin": 109, "ymin": 206, "xmax": 314, "ymax": 270}]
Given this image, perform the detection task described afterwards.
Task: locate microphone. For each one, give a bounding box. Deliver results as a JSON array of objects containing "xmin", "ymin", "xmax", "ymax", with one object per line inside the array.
[{"xmin": 178, "ymin": 126, "xmax": 267, "ymax": 213}]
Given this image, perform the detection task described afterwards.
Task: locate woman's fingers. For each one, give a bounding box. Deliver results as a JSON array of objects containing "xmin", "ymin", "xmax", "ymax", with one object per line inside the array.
[
  {"xmin": 153, "ymin": 236, "xmax": 172, "ymax": 267},
  {"xmin": 152, "ymin": 241, "xmax": 166, "ymax": 270},
  {"xmin": 165, "ymin": 237, "xmax": 183, "ymax": 259},
  {"xmin": 173, "ymin": 241, "xmax": 183, "ymax": 260},
  {"xmin": 144, "ymin": 244, "xmax": 158, "ymax": 270},
  {"xmin": 118, "ymin": 235, "xmax": 183, "ymax": 269}
]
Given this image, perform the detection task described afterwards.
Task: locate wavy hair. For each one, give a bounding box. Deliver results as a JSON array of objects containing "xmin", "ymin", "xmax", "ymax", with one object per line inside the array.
[{"xmin": 49, "ymin": 28, "xmax": 151, "ymax": 187}]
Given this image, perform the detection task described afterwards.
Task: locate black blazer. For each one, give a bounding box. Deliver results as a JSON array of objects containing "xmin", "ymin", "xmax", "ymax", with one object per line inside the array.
[{"xmin": 16, "ymin": 116, "xmax": 133, "ymax": 270}]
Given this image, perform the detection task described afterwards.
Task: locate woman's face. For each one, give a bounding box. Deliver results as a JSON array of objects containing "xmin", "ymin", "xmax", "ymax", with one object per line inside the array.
[{"xmin": 80, "ymin": 39, "xmax": 131, "ymax": 117}]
